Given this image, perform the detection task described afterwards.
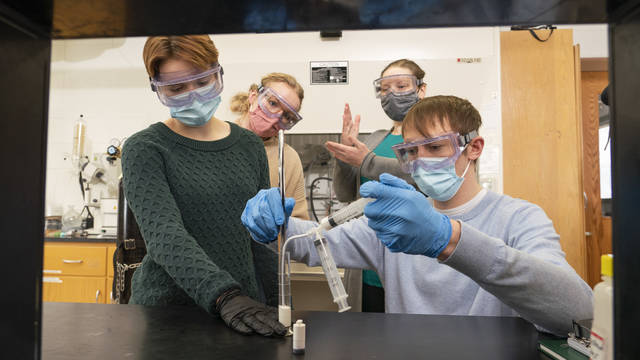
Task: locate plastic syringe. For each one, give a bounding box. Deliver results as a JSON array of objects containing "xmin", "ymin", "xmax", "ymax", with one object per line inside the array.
[
  {"xmin": 307, "ymin": 197, "xmax": 374, "ymax": 312},
  {"xmin": 312, "ymin": 231, "xmax": 351, "ymax": 311},
  {"xmin": 280, "ymin": 197, "xmax": 373, "ymax": 320},
  {"xmin": 314, "ymin": 197, "xmax": 374, "ymax": 233}
]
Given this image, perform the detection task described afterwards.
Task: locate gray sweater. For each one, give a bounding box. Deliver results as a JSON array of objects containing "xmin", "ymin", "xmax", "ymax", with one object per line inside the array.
[{"xmin": 284, "ymin": 190, "xmax": 593, "ymax": 335}]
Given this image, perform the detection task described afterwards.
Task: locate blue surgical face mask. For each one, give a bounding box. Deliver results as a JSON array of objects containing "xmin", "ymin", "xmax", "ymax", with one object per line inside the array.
[
  {"xmin": 411, "ymin": 158, "xmax": 472, "ymax": 202},
  {"xmin": 169, "ymin": 96, "xmax": 221, "ymax": 127}
]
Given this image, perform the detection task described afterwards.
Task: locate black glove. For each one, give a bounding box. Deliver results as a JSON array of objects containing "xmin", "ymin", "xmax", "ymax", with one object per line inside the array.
[{"xmin": 216, "ymin": 289, "xmax": 287, "ymax": 336}]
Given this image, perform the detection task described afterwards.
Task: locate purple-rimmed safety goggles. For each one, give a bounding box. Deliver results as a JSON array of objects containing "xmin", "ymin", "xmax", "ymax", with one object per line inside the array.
[
  {"xmin": 150, "ymin": 64, "xmax": 224, "ymax": 107},
  {"xmin": 373, "ymin": 74, "xmax": 423, "ymax": 99},
  {"xmin": 392, "ymin": 131, "xmax": 478, "ymax": 173},
  {"xmin": 256, "ymin": 86, "xmax": 302, "ymax": 130}
]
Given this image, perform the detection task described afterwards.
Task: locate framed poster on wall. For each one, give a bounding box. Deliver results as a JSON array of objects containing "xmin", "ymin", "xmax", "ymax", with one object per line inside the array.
[{"xmin": 310, "ymin": 61, "xmax": 348, "ymax": 84}]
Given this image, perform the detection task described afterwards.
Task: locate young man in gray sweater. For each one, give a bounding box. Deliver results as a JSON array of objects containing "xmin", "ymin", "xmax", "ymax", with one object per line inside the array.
[{"xmin": 241, "ymin": 95, "xmax": 593, "ymax": 336}]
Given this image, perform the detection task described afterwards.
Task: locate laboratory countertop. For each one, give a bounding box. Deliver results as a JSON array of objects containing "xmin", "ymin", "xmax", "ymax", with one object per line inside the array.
[
  {"xmin": 42, "ymin": 302, "xmax": 550, "ymax": 360},
  {"xmin": 44, "ymin": 236, "xmax": 116, "ymax": 243}
]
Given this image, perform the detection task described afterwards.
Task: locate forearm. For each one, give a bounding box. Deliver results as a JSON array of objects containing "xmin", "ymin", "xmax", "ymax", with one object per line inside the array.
[
  {"xmin": 285, "ymin": 217, "xmax": 382, "ymax": 272},
  {"xmin": 251, "ymin": 241, "xmax": 278, "ymax": 306},
  {"xmin": 333, "ymin": 159, "xmax": 358, "ymax": 202},
  {"xmin": 360, "ymin": 153, "xmax": 415, "ymax": 185},
  {"xmin": 138, "ymin": 216, "xmax": 241, "ymax": 311},
  {"xmin": 442, "ymin": 222, "xmax": 593, "ymax": 335},
  {"xmin": 290, "ymin": 175, "xmax": 310, "ymax": 220}
]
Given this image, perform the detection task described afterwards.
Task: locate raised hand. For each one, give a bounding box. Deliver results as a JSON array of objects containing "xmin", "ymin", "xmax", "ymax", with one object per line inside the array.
[
  {"xmin": 325, "ymin": 136, "xmax": 370, "ymax": 168},
  {"xmin": 325, "ymin": 103, "xmax": 370, "ymax": 167},
  {"xmin": 340, "ymin": 103, "xmax": 360, "ymax": 146}
]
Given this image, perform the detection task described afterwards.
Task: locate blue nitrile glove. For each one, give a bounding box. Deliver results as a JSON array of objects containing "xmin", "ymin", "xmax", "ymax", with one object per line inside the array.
[
  {"xmin": 359, "ymin": 173, "xmax": 453, "ymax": 258},
  {"xmin": 241, "ymin": 188, "xmax": 295, "ymax": 244}
]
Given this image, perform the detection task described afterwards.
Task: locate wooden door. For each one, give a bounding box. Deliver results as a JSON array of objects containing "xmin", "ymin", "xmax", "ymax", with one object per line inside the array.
[
  {"xmin": 580, "ymin": 60, "xmax": 610, "ymax": 287},
  {"xmin": 500, "ymin": 29, "xmax": 588, "ymax": 280}
]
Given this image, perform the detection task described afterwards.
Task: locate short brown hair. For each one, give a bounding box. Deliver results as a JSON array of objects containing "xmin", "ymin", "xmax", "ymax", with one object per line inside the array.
[
  {"xmin": 230, "ymin": 72, "xmax": 304, "ymax": 114},
  {"xmin": 143, "ymin": 35, "xmax": 219, "ymax": 78},
  {"xmin": 381, "ymin": 59, "xmax": 426, "ymax": 81},
  {"xmin": 403, "ymin": 95, "xmax": 482, "ymax": 138}
]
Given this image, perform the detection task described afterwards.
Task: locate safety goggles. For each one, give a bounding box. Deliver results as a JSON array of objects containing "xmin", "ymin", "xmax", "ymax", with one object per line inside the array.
[
  {"xmin": 256, "ymin": 86, "xmax": 302, "ymax": 130},
  {"xmin": 150, "ymin": 64, "xmax": 224, "ymax": 107},
  {"xmin": 373, "ymin": 74, "xmax": 423, "ymax": 99},
  {"xmin": 392, "ymin": 131, "xmax": 478, "ymax": 173}
]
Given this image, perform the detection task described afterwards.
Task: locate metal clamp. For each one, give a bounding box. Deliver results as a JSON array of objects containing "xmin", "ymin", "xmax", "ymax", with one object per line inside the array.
[{"xmin": 124, "ymin": 238, "xmax": 136, "ymax": 250}]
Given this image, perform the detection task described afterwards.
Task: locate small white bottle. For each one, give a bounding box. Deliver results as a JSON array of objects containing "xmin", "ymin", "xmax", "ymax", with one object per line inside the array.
[
  {"xmin": 590, "ymin": 254, "xmax": 613, "ymax": 360},
  {"xmin": 292, "ymin": 319, "xmax": 306, "ymax": 355}
]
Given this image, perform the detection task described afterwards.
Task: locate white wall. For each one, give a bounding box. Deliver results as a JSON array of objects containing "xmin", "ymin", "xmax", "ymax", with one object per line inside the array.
[
  {"xmin": 45, "ymin": 25, "xmax": 608, "ymax": 222},
  {"xmin": 44, "ymin": 27, "xmax": 502, "ymax": 221},
  {"xmin": 559, "ymin": 24, "xmax": 609, "ymax": 58}
]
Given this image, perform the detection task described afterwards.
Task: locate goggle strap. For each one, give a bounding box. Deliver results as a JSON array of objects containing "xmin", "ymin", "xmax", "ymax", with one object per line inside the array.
[
  {"xmin": 459, "ymin": 130, "xmax": 479, "ymax": 146},
  {"xmin": 149, "ymin": 77, "xmax": 157, "ymax": 92}
]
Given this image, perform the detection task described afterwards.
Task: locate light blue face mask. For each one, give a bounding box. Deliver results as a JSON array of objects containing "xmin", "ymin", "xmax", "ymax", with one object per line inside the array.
[
  {"xmin": 169, "ymin": 96, "xmax": 221, "ymax": 127},
  {"xmin": 412, "ymin": 158, "xmax": 472, "ymax": 202}
]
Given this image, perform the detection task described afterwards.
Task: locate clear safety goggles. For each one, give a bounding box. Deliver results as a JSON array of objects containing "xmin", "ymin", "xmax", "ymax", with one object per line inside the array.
[
  {"xmin": 392, "ymin": 131, "xmax": 478, "ymax": 173},
  {"xmin": 373, "ymin": 74, "xmax": 423, "ymax": 99},
  {"xmin": 150, "ymin": 64, "xmax": 224, "ymax": 107},
  {"xmin": 256, "ymin": 86, "xmax": 302, "ymax": 130}
]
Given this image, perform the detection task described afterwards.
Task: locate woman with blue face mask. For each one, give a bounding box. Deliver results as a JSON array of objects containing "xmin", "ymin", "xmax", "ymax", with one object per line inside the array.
[
  {"xmin": 324, "ymin": 59, "xmax": 427, "ymax": 313},
  {"xmin": 120, "ymin": 35, "xmax": 286, "ymax": 337}
]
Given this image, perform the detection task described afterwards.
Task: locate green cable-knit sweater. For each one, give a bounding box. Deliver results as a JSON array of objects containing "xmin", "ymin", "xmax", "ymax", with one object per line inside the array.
[{"xmin": 121, "ymin": 121, "xmax": 277, "ymax": 314}]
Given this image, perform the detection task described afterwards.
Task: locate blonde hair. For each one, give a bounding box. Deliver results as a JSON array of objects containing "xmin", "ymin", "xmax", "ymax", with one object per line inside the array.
[
  {"xmin": 230, "ymin": 72, "xmax": 304, "ymax": 115},
  {"xmin": 143, "ymin": 35, "xmax": 219, "ymax": 78}
]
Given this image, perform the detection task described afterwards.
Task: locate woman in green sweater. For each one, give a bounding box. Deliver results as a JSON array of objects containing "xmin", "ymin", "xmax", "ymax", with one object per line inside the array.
[{"xmin": 121, "ymin": 35, "xmax": 286, "ymax": 337}]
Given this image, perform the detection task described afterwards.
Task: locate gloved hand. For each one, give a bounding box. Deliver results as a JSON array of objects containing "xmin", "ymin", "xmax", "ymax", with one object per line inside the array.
[
  {"xmin": 216, "ymin": 289, "xmax": 287, "ymax": 336},
  {"xmin": 241, "ymin": 188, "xmax": 295, "ymax": 243},
  {"xmin": 359, "ymin": 173, "xmax": 453, "ymax": 258}
]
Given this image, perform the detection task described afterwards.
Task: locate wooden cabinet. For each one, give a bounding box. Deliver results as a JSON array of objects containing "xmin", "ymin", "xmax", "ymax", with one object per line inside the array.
[
  {"xmin": 107, "ymin": 277, "xmax": 114, "ymax": 304},
  {"xmin": 42, "ymin": 276, "xmax": 106, "ymax": 303},
  {"xmin": 107, "ymin": 245, "xmax": 116, "ymax": 303},
  {"xmin": 107, "ymin": 245, "xmax": 116, "ymax": 277},
  {"xmin": 42, "ymin": 242, "xmax": 116, "ymax": 304},
  {"xmin": 43, "ymin": 244, "xmax": 106, "ymax": 276}
]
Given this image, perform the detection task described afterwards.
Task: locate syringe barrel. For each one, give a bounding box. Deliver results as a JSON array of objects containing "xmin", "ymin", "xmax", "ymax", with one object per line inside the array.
[
  {"xmin": 319, "ymin": 197, "xmax": 374, "ymax": 231},
  {"xmin": 313, "ymin": 236, "xmax": 351, "ymax": 312}
]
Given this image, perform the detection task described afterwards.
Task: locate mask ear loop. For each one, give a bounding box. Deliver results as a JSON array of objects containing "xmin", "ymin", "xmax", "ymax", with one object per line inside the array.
[
  {"xmin": 249, "ymin": 86, "xmax": 265, "ymax": 115},
  {"xmin": 459, "ymin": 145, "xmax": 473, "ymax": 178}
]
